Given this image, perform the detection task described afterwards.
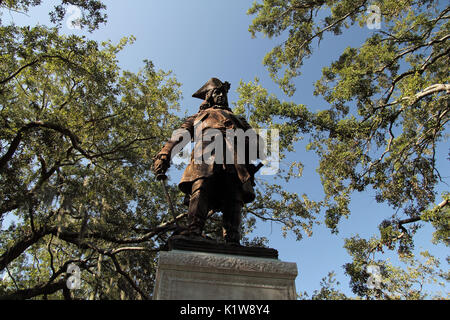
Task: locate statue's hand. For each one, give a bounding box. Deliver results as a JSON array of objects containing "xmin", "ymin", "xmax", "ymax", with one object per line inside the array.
[{"xmin": 152, "ymin": 154, "xmax": 170, "ymax": 179}]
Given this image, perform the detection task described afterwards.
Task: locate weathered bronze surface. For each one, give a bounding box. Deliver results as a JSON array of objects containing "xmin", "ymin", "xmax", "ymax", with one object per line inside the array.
[{"xmin": 153, "ymin": 78, "xmax": 264, "ymax": 245}]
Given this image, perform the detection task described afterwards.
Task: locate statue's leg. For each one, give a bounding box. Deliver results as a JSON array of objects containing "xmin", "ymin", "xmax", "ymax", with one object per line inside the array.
[
  {"xmin": 222, "ymin": 201, "xmax": 243, "ymax": 244},
  {"xmin": 222, "ymin": 177, "xmax": 244, "ymax": 244},
  {"xmin": 185, "ymin": 178, "xmax": 210, "ymax": 236}
]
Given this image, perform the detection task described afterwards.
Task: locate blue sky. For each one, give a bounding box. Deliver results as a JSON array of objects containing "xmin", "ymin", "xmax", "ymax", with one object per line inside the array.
[{"xmin": 3, "ymin": 0, "xmax": 448, "ymax": 297}]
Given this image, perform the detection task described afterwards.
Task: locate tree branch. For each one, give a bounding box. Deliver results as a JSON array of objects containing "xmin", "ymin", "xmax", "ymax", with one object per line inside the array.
[
  {"xmin": 0, "ymin": 55, "xmax": 90, "ymax": 86},
  {"xmin": 110, "ymin": 247, "xmax": 157, "ymax": 255},
  {"xmin": 0, "ymin": 121, "xmax": 87, "ymax": 173},
  {"xmin": 0, "ymin": 120, "xmax": 156, "ymax": 173},
  {"xmin": 396, "ymin": 199, "xmax": 449, "ymax": 229},
  {"xmin": 383, "ymin": 84, "xmax": 450, "ymax": 108},
  {"xmin": 0, "ymin": 279, "xmax": 67, "ymax": 300},
  {"xmin": 376, "ymin": 34, "xmax": 450, "ymax": 74},
  {"xmin": 0, "ymin": 227, "xmax": 56, "ymax": 272},
  {"xmin": 0, "ymin": 59, "xmax": 40, "ymax": 86},
  {"xmin": 108, "ymin": 254, "xmax": 149, "ymax": 300},
  {"xmin": 379, "ymin": 46, "xmax": 450, "ymax": 108},
  {"xmin": 294, "ymin": 1, "xmax": 367, "ymax": 68}
]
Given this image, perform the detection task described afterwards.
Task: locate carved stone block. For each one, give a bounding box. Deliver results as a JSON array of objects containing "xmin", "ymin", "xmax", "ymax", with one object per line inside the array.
[{"xmin": 153, "ymin": 250, "xmax": 298, "ymax": 300}]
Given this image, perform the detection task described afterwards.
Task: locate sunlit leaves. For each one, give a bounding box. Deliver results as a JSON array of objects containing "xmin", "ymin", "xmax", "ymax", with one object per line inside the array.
[{"xmin": 0, "ymin": 23, "xmax": 182, "ymax": 299}]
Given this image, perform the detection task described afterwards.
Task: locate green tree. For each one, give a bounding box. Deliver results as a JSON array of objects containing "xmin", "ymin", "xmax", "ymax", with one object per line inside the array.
[
  {"xmin": 298, "ymin": 271, "xmax": 349, "ymax": 300},
  {"xmin": 241, "ymin": 0, "xmax": 449, "ymax": 298},
  {"xmin": 1, "ymin": 0, "xmax": 448, "ymax": 300},
  {"xmin": 343, "ymin": 236, "xmax": 448, "ymax": 299},
  {"xmin": 0, "ymin": 0, "xmax": 107, "ymax": 32},
  {"xmin": 0, "ymin": 1, "xmax": 311, "ymax": 299},
  {"xmin": 0, "ymin": 0, "xmax": 187, "ymax": 298},
  {"xmin": 298, "ymin": 244, "xmax": 448, "ymax": 300}
]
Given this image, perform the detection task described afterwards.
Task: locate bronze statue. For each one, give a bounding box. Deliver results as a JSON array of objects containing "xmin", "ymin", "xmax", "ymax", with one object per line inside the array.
[{"xmin": 152, "ymin": 78, "xmax": 264, "ymax": 245}]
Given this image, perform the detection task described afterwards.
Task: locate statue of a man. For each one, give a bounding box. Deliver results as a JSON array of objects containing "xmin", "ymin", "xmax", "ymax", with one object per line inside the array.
[{"xmin": 152, "ymin": 78, "xmax": 263, "ymax": 244}]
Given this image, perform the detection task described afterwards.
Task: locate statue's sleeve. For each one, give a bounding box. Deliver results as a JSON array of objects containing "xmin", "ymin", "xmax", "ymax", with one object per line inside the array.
[
  {"xmin": 238, "ymin": 116, "xmax": 266, "ymax": 160},
  {"xmin": 156, "ymin": 114, "xmax": 196, "ymax": 158},
  {"xmin": 237, "ymin": 115, "xmax": 252, "ymax": 131}
]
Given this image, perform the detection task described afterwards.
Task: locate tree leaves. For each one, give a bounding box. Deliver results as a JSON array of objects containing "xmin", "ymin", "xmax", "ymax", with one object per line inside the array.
[
  {"xmin": 0, "ymin": 0, "xmax": 107, "ymax": 32},
  {"xmin": 244, "ymin": 0, "xmax": 449, "ymax": 239},
  {"xmin": 244, "ymin": 0, "xmax": 449, "ymax": 298},
  {"xmin": 0, "ymin": 20, "xmax": 184, "ymax": 299}
]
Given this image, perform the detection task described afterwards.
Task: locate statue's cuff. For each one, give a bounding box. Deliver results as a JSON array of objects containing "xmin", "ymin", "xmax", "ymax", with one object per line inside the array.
[{"xmin": 155, "ymin": 153, "xmax": 170, "ymax": 160}]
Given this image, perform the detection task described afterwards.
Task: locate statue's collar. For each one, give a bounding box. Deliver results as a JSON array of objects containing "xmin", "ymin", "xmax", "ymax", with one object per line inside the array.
[
  {"xmin": 199, "ymin": 103, "xmax": 232, "ymax": 112},
  {"xmin": 211, "ymin": 105, "xmax": 232, "ymax": 112}
]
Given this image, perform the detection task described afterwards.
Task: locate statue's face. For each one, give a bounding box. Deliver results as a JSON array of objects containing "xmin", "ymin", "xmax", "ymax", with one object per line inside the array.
[{"xmin": 210, "ymin": 88, "xmax": 228, "ymax": 107}]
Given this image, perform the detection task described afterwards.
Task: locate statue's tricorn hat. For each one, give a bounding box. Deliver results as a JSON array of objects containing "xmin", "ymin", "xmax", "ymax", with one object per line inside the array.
[{"xmin": 192, "ymin": 78, "xmax": 231, "ymax": 100}]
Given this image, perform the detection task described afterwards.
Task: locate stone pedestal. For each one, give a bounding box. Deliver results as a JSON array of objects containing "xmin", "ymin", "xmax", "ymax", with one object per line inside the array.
[{"xmin": 153, "ymin": 250, "xmax": 298, "ymax": 300}]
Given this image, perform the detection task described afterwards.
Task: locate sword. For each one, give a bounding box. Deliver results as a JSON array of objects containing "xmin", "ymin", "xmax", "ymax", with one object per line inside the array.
[{"xmin": 156, "ymin": 174, "xmax": 179, "ymax": 227}]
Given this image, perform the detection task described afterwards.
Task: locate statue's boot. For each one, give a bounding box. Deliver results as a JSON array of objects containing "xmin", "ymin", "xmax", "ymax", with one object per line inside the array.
[
  {"xmin": 181, "ymin": 179, "xmax": 209, "ymax": 238},
  {"xmin": 222, "ymin": 200, "xmax": 243, "ymax": 245}
]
